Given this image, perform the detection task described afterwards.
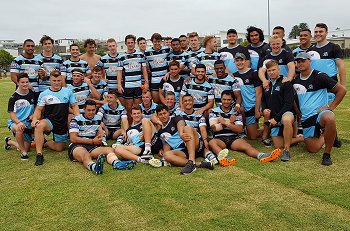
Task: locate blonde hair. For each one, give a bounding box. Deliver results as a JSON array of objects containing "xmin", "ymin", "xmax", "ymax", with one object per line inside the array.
[{"xmin": 203, "ymin": 35, "xmax": 216, "ymax": 47}]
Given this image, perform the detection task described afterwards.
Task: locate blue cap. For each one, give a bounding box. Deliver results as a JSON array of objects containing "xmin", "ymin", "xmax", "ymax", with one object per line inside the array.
[{"xmin": 295, "ymin": 52, "xmax": 310, "ymax": 60}]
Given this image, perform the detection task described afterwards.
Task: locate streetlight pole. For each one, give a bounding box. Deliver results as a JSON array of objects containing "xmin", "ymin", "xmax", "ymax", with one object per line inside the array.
[{"xmin": 268, "ymin": 0, "xmax": 271, "ymax": 36}]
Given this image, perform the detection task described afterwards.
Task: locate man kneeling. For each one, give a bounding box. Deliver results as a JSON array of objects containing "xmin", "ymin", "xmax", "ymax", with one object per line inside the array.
[{"xmin": 68, "ymin": 100, "xmax": 136, "ymax": 174}]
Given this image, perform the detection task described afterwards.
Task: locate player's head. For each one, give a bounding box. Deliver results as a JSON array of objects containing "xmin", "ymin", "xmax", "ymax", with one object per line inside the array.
[
  {"xmin": 314, "ymin": 23, "xmax": 328, "ymax": 43},
  {"xmin": 84, "ymin": 99, "xmax": 97, "ymax": 119},
  {"xmin": 182, "ymin": 94, "xmax": 194, "ymax": 110},
  {"xmin": 179, "ymin": 35, "xmax": 188, "ymax": 50},
  {"xmin": 169, "ymin": 60, "xmax": 180, "ymax": 76},
  {"xmin": 49, "ymin": 70, "xmax": 63, "ymax": 89},
  {"xmin": 165, "ymin": 91, "xmax": 176, "ymax": 108},
  {"xmin": 221, "ymin": 90, "xmax": 234, "ymax": 108},
  {"xmin": 300, "ymin": 28, "xmax": 312, "ymax": 46},
  {"xmin": 156, "ymin": 104, "xmax": 170, "ymax": 124},
  {"xmin": 203, "ymin": 35, "xmax": 217, "ymax": 51},
  {"xmin": 125, "ymin": 34, "xmax": 136, "ymax": 51},
  {"xmin": 71, "ymin": 68, "xmax": 84, "ymax": 85},
  {"xmin": 246, "ymin": 26, "xmax": 265, "ymax": 45},
  {"xmin": 188, "ymin": 32, "xmax": 200, "ymax": 50},
  {"xmin": 195, "ymin": 64, "xmax": 206, "ymax": 80},
  {"xmin": 84, "ymin": 39, "xmax": 96, "ymax": 54},
  {"xmin": 234, "ymin": 53, "xmax": 247, "ymax": 71},
  {"xmin": 141, "ymin": 89, "xmax": 152, "ymax": 105},
  {"xmin": 69, "ymin": 43, "xmax": 80, "ymax": 58},
  {"xmin": 92, "ymin": 66, "xmax": 102, "ymax": 81},
  {"xmin": 265, "ymin": 60, "xmax": 280, "ymax": 79},
  {"xmin": 163, "ymin": 37, "xmax": 172, "ymax": 47},
  {"xmin": 171, "ymin": 38, "xmax": 181, "ymax": 52},
  {"xmin": 269, "ymin": 34, "xmax": 282, "ymax": 54},
  {"xmin": 214, "ymin": 60, "xmax": 226, "ymax": 77},
  {"xmin": 151, "ymin": 33, "xmax": 162, "ymax": 50},
  {"xmin": 107, "ymin": 38, "xmax": 117, "ymax": 54},
  {"xmin": 131, "ymin": 104, "xmax": 143, "ymax": 123},
  {"xmin": 40, "ymin": 35, "xmax": 54, "ymax": 52},
  {"xmin": 106, "ymin": 89, "xmax": 118, "ymax": 104},
  {"xmin": 295, "ymin": 52, "xmax": 311, "ymax": 72},
  {"xmin": 137, "ymin": 37, "xmax": 147, "ymax": 52},
  {"xmin": 226, "ymin": 29, "xmax": 238, "ymax": 46},
  {"xmin": 23, "ymin": 39, "xmax": 35, "ymax": 56},
  {"xmin": 272, "ymin": 26, "xmax": 285, "ymax": 39},
  {"xmin": 17, "ymin": 73, "xmax": 30, "ymax": 90}
]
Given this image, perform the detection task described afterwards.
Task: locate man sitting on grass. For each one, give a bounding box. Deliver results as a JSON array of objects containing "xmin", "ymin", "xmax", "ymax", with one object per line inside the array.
[
  {"xmin": 209, "ymin": 90, "xmax": 282, "ymax": 163},
  {"xmin": 5, "ymin": 73, "xmax": 35, "ymax": 160},
  {"xmin": 68, "ymin": 100, "xmax": 136, "ymax": 174},
  {"xmin": 114, "ymin": 105, "xmax": 163, "ymax": 163},
  {"xmin": 153, "ymin": 104, "xmax": 214, "ymax": 175}
]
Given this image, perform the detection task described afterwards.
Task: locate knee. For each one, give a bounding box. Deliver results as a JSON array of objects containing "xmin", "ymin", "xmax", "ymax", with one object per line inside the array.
[
  {"xmin": 282, "ymin": 116, "xmax": 293, "ymax": 125},
  {"xmin": 263, "ymin": 110, "xmax": 270, "ymax": 119},
  {"xmin": 322, "ymin": 113, "xmax": 336, "ymax": 125},
  {"xmin": 163, "ymin": 151, "xmax": 172, "ymax": 161}
]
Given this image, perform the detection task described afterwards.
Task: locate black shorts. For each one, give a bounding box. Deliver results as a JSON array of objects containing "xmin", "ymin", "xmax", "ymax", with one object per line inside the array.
[
  {"xmin": 184, "ymin": 137, "xmax": 205, "ymax": 159},
  {"xmin": 123, "ymin": 87, "xmax": 142, "ymax": 99},
  {"xmin": 68, "ymin": 143, "xmax": 100, "ymax": 161},
  {"xmin": 217, "ymin": 135, "xmax": 239, "ymax": 148},
  {"xmin": 150, "ymin": 83, "xmax": 160, "ymax": 91},
  {"xmin": 139, "ymin": 134, "xmax": 163, "ymax": 155},
  {"xmin": 106, "ymin": 128, "xmax": 120, "ymax": 140},
  {"xmin": 34, "ymin": 92, "xmax": 40, "ymax": 105}
]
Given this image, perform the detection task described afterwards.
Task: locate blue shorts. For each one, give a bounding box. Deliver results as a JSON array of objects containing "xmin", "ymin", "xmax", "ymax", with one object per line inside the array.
[
  {"xmin": 245, "ymin": 107, "xmax": 258, "ymax": 126},
  {"xmin": 302, "ymin": 110, "xmax": 333, "ymax": 139},
  {"xmin": 45, "ymin": 118, "xmax": 69, "ymax": 142},
  {"xmin": 271, "ymin": 112, "xmax": 294, "ymax": 137},
  {"xmin": 8, "ymin": 123, "xmax": 33, "ymax": 143}
]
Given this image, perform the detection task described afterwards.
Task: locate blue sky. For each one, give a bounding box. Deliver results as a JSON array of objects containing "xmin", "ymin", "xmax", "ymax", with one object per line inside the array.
[{"xmin": 1, "ymin": 0, "xmax": 349, "ymax": 43}]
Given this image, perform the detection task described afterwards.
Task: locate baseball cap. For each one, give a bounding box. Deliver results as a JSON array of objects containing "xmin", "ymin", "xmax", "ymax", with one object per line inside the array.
[
  {"xmin": 295, "ymin": 52, "xmax": 310, "ymax": 60},
  {"xmin": 234, "ymin": 52, "xmax": 246, "ymax": 60},
  {"xmin": 227, "ymin": 29, "xmax": 237, "ymax": 35}
]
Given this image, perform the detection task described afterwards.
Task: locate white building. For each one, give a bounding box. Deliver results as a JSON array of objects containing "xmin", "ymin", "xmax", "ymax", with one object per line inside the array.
[
  {"xmin": 54, "ymin": 38, "xmax": 78, "ymax": 56},
  {"xmin": 0, "ymin": 40, "xmax": 21, "ymax": 56}
]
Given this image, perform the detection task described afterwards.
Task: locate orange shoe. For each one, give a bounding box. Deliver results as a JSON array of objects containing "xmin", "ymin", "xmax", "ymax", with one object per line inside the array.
[
  {"xmin": 259, "ymin": 148, "xmax": 282, "ymax": 163},
  {"xmin": 219, "ymin": 157, "xmax": 237, "ymax": 167},
  {"xmin": 30, "ymin": 141, "xmax": 36, "ymax": 148}
]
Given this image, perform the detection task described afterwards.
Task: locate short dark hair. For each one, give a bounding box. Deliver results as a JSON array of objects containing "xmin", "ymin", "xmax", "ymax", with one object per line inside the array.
[
  {"xmin": 156, "ymin": 104, "xmax": 169, "ymax": 113},
  {"xmin": 137, "ymin": 37, "xmax": 146, "ymax": 44},
  {"xmin": 315, "ymin": 23, "xmax": 328, "ymax": 32},
  {"xmin": 40, "ymin": 35, "xmax": 54, "ymax": 45},
  {"xmin": 171, "ymin": 38, "xmax": 180, "ymax": 44},
  {"xmin": 84, "ymin": 99, "xmax": 96, "ymax": 108},
  {"xmin": 182, "ymin": 94, "xmax": 193, "ymax": 100},
  {"xmin": 301, "ymin": 28, "xmax": 312, "ymax": 34},
  {"xmin": 17, "ymin": 73, "xmax": 29, "ymax": 82},
  {"xmin": 151, "ymin": 33, "xmax": 162, "ymax": 41},
  {"xmin": 214, "ymin": 60, "xmax": 225, "ymax": 66},
  {"xmin": 169, "ymin": 60, "xmax": 180, "ymax": 68},
  {"xmin": 131, "ymin": 104, "xmax": 142, "ymax": 112},
  {"xmin": 125, "ymin": 34, "xmax": 136, "ymax": 43},
  {"xmin": 70, "ymin": 43, "xmax": 79, "ymax": 50},
  {"xmin": 92, "ymin": 66, "xmax": 102, "ymax": 72},
  {"xmin": 179, "ymin": 35, "xmax": 187, "ymax": 39},
  {"xmin": 265, "ymin": 60, "xmax": 279, "ymax": 69},
  {"xmin": 221, "ymin": 90, "xmax": 234, "ymax": 98},
  {"xmin": 23, "ymin": 39, "xmax": 34, "ymax": 45},
  {"xmin": 84, "ymin": 39, "xmax": 96, "ymax": 48},
  {"xmin": 273, "ymin": 26, "xmax": 285, "ymax": 32},
  {"xmin": 107, "ymin": 89, "xmax": 119, "ymax": 97},
  {"xmin": 195, "ymin": 63, "xmax": 206, "ymax": 71},
  {"xmin": 246, "ymin": 26, "xmax": 265, "ymax": 43}
]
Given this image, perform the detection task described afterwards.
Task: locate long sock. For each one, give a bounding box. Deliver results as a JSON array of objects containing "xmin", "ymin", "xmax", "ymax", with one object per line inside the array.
[
  {"xmin": 112, "ymin": 159, "xmax": 120, "ymax": 167},
  {"xmin": 137, "ymin": 157, "xmax": 142, "ymax": 162},
  {"xmin": 204, "ymin": 151, "xmax": 216, "ymax": 161},
  {"xmin": 116, "ymin": 135, "xmax": 124, "ymax": 144},
  {"xmin": 144, "ymin": 143, "xmax": 151, "ymax": 152},
  {"xmin": 87, "ymin": 162, "xmax": 96, "ymax": 171}
]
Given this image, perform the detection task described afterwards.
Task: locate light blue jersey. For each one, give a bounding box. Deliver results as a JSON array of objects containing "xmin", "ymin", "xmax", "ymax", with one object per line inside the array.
[
  {"xmin": 118, "ymin": 51, "xmax": 146, "ymax": 88},
  {"xmin": 7, "ymin": 90, "xmax": 35, "ymax": 129},
  {"xmin": 181, "ymin": 79, "xmax": 214, "ymax": 110},
  {"xmin": 96, "ymin": 54, "xmax": 122, "ymax": 90},
  {"xmin": 67, "ymin": 83, "xmax": 91, "ymax": 113},
  {"xmin": 175, "ymin": 110, "xmax": 206, "ymax": 131},
  {"xmin": 97, "ymin": 103, "xmax": 127, "ymax": 129},
  {"xmin": 139, "ymin": 102, "xmax": 158, "ymax": 119},
  {"xmin": 208, "ymin": 74, "xmax": 240, "ymax": 107},
  {"xmin": 62, "ymin": 59, "xmax": 91, "ymax": 85},
  {"xmin": 69, "ymin": 114, "xmax": 102, "ymax": 139},
  {"xmin": 193, "ymin": 51, "xmax": 220, "ymax": 75}
]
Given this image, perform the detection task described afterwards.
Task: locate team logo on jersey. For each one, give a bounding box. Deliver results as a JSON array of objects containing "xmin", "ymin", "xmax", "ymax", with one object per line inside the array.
[
  {"xmin": 275, "ymin": 86, "xmax": 280, "ymax": 91},
  {"xmin": 308, "ymin": 84, "xmax": 313, "ymax": 90},
  {"xmin": 245, "ymin": 79, "xmax": 250, "ymax": 84},
  {"xmin": 279, "ymin": 59, "xmax": 283, "ymax": 64},
  {"xmin": 212, "ymin": 79, "xmax": 216, "ymax": 84},
  {"xmin": 47, "ymin": 97, "xmax": 53, "ymax": 102},
  {"xmin": 81, "ymin": 64, "xmax": 84, "ymax": 68},
  {"xmin": 323, "ymin": 52, "xmax": 328, "ymax": 57},
  {"xmin": 171, "ymin": 126, "xmax": 175, "ymax": 131},
  {"xmin": 188, "ymin": 85, "xmax": 193, "ymax": 89}
]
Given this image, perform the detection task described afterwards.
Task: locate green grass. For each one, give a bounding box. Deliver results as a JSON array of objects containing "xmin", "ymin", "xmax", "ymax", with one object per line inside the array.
[{"xmin": 0, "ymin": 61, "xmax": 350, "ymax": 231}]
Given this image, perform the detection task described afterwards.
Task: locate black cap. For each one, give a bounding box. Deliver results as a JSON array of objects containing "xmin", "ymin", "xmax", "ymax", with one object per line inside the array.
[{"xmin": 227, "ymin": 29, "xmax": 237, "ymax": 35}]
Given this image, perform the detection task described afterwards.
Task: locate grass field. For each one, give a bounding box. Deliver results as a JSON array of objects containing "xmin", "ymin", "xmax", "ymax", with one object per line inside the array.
[{"xmin": 0, "ymin": 62, "xmax": 349, "ymax": 231}]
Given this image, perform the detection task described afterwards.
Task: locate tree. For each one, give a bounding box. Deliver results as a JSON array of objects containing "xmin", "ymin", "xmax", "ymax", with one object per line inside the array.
[
  {"xmin": 0, "ymin": 49, "xmax": 14, "ymax": 70},
  {"xmin": 288, "ymin": 23, "xmax": 309, "ymax": 39}
]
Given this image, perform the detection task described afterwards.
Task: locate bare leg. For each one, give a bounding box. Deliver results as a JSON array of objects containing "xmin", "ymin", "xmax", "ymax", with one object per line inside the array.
[
  {"xmin": 114, "ymin": 145, "xmax": 142, "ymax": 161},
  {"xmin": 230, "ymin": 138, "xmax": 259, "ymax": 158},
  {"xmin": 34, "ymin": 120, "xmax": 51, "ymax": 154},
  {"xmin": 246, "ymin": 123, "xmax": 263, "ymax": 140},
  {"xmin": 209, "ymin": 138, "xmax": 227, "ymax": 155},
  {"xmin": 151, "ymin": 91, "xmax": 160, "ymax": 103},
  {"xmin": 319, "ymin": 112, "xmax": 336, "ymax": 154}
]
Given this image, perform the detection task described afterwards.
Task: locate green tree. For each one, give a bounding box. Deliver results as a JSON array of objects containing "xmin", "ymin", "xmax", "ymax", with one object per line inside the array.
[
  {"xmin": 288, "ymin": 23, "xmax": 309, "ymax": 39},
  {"xmin": 0, "ymin": 49, "xmax": 14, "ymax": 70}
]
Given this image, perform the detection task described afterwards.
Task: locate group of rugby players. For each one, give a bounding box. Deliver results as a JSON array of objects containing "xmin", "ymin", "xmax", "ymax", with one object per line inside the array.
[{"xmin": 5, "ymin": 22, "xmax": 347, "ymax": 175}]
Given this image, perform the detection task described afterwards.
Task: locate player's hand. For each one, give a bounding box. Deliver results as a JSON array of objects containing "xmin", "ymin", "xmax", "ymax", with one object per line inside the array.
[
  {"xmin": 31, "ymin": 119, "xmax": 40, "ymax": 128},
  {"xmin": 262, "ymin": 80, "xmax": 269, "ymax": 89},
  {"xmin": 282, "ymin": 77, "xmax": 291, "ymax": 83},
  {"xmin": 28, "ymin": 85, "xmax": 34, "ymax": 90},
  {"xmin": 317, "ymin": 106, "xmax": 331, "ymax": 113},
  {"xmin": 184, "ymin": 77, "xmax": 191, "ymax": 83},
  {"xmin": 218, "ymin": 116, "xmax": 226, "ymax": 125},
  {"xmin": 180, "ymin": 132, "xmax": 192, "ymax": 142},
  {"xmin": 159, "ymin": 149, "xmax": 164, "ymax": 156},
  {"xmin": 143, "ymin": 83, "xmax": 149, "ymax": 91},
  {"xmin": 118, "ymin": 85, "xmax": 124, "ymax": 94},
  {"xmin": 204, "ymin": 139, "xmax": 209, "ymax": 149},
  {"xmin": 163, "ymin": 72, "xmax": 170, "ymax": 81},
  {"xmin": 94, "ymin": 134, "xmax": 102, "ymax": 145},
  {"xmin": 195, "ymin": 108, "xmax": 205, "ymax": 115},
  {"xmin": 84, "ymin": 77, "xmax": 92, "ymax": 85},
  {"xmin": 269, "ymin": 118, "xmax": 277, "ymax": 127},
  {"xmin": 139, "ymin": 134, "xmax": 144, "ymax": 141},
  {"xmin": 234, "ymin": 103, "xmax": 240, "ymax": 112},
  {"xmin": 229, "ymin": 114, "xmax": 236, "ymax": 123}
]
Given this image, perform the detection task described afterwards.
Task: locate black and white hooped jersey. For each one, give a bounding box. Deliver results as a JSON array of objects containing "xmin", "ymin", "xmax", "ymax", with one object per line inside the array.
[
  {"xmin": 139, "ymin": 102, "xmax": 158, "ymax": 119},
  {"xmin": 69, "ymin": 114, "xmax": 102, "ymax": 140},
  {"xmin": 209, "ymin": 106, "xmax": 243, "ymax": 137},
  {"xmin": 118, "ymin": 51, "xmax": 146, "ymax": 89},
  {"xmin": 62, "ymin": 59, "xmax": 91, "ymax": 85},
  {"xmin": 67, "ymin": 83, "xmax": 91, "ymax": 113},
  {"xmin": 96, "ymin": 54, "xmax": 122, "ymax": 90},
  {"xmin": 181, "ymin": 79, "xmax": 214, "ymax": 110},
  {"xmin": 97, "ymin": 103, "xmax": 127, "ymax": 129},
  {"xmin": 193, "ymin": 51, "xmax": 220, "ymax": 76},
  {"xmin": 144, "ymin": 46, "xmax": 171, "ymax": 85},
  {"xmin": 175, "ymin": 110, "xmax": 206, "ymax": 131},
  {"xmin": 207, "ymin": 74, "xmax": 240, "ymax": 106}
]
